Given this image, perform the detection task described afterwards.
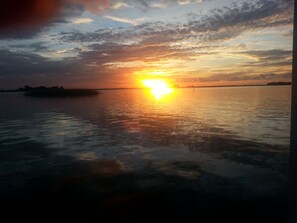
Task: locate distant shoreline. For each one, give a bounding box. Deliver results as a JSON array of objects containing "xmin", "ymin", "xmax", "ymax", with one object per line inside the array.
[
  {"xmin": 97, "ymin": 83, "xmax": 291, "ymax": 91},
  {"xmin": 0, "ymin": 83, "xmax": 291, "ymax": 92},
  {"xmin": 24, "ymin": 89, "xmax": 100, "ymax": 97}
]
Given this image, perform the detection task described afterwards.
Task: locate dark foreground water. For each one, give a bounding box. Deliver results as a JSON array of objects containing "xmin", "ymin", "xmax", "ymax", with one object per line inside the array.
[{"xmin": 0, "ymin": 86, "xmax": 291, "ymax": 221}]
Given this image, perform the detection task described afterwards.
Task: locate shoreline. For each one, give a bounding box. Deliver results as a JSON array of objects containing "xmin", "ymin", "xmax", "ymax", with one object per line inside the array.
[{"xmin": 0, "ymin": 84, "xmax": 291, "ymax": 93}]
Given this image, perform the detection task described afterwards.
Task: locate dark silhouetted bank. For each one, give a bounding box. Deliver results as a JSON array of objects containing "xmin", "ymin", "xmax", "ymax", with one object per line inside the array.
[
  {"xmin": 24, "ymin": 88, "xmax": 100, "ymax": 97},
  {"xmin": 267, "ymin": 82, "xmax": 291, "ymax": 86}
]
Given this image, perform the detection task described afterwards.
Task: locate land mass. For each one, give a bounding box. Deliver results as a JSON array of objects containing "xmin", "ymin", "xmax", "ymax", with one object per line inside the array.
[
  {"xmin": 26, "ymin": 86, "xmax": 100, "ymax": 97},
  {"xmin": 0, "ymin": 85, "xmax": 100, "ymax": 97},
  {"xmin": 0, "ymin": 82, "xmax": 292, "ymax": 93},
  {"xmin": 266, "ymin": 81, "xmax": 291, "ymax": 86}
]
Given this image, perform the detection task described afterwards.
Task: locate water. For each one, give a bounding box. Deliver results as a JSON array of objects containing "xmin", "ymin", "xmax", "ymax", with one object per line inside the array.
[{"xmin": 0, "ymin": 86, "xmax": 291, "ymax": 221}]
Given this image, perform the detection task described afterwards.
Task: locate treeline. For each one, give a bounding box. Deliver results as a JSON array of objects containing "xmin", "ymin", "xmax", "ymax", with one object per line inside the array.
[
  {"xmin": 0, "ymin": 85, "xmax": 64, "ymax": 92},
  {"xmin": 267, "ymin": 82, "xmax": 291, "ymax": 86}
]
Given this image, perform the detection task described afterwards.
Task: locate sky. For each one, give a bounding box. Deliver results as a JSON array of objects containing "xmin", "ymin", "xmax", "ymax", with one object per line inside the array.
[{"xmin": 0, "ymin": 0, "xmax": 293, "ymax": 89}]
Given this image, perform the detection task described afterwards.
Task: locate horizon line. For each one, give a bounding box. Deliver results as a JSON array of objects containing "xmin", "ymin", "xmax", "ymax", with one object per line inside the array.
[{"xmin": 0, "ymin": 82, "xmax": 291, "ymax": 92}]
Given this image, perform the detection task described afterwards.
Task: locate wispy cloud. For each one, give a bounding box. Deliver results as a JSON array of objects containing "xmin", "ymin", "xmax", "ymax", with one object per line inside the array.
[
  {"xmin": 71, "ymin": 18, "xmax": 94, "ymax": 24},
  {"xmin": 198, "ymin": 72, "xmax": 291, "ymax": 82},
  {"xmin": 177, "ymin": 0, "xmax": 204, "ymax": 5},
  {"xmin": 70, "ymin": 0, "xmax": 111, "ymax": 14},
  {"xmin": 150, "ymin": 2, "xmax": 169, "ymax": 8},
  {"xmin": 104, "ymin": 15, "xmax": 146, "ymax": 25},
  {"xmin": 111, "ymin": 2, "xmax": 129, "ymax": 10}
]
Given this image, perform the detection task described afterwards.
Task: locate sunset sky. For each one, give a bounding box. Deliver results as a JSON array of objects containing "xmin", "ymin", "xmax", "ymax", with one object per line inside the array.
[{"xmin": 0, "ymin": 0, "xmax": 293, "ymax": 89}]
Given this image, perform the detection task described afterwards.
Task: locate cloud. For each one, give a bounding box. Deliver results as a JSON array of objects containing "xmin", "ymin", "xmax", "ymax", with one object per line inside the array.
[
  {"xmin": 111, "ymin": 2, "xmax": 129, "ymax": 9},
  {"xmin": 236, "ymin": 49, "xmax": 292, "ymax": 67},
  {"xmin": 145, "ymin": 0, "xmax": 293, "ymax": 43},
  {"xmin": 176, "ymin": 71, "xmax": 291, "ymax": 83},
  {"xmin": 240, "ymin": 50, "xmax": 292, "ymax": 61},
  {"xmin": 1, "ymin": 0, "xmax": 292, "ymax": 40},
  {"xmin": 0, "ymin": 33, "xmax": 197, "ymax": 88},
  {"xmin": 150, "ymin": 3, "xmax": 169, "ymax": 8},
  {"xmin": 8, "ymin": 42, "xmax": 49, "ymax": 52},
  {"xmin": 118, "ymin": 0, "xmax": 206, "ymax": 11},
  {"xmin": 0, "ymin": 2, "xmax": 83, "ymax": 39},
  {"xmin": 187, "ymin": 0, "xmax": 293, "ymax": 37},
  {"xmin": 0, "ymin": 49, "xmax": 79, "ymax": 88},
  {"xmin": 177, "ymin": 0, "xmax": 204, "ymax": 5},
  {"xmin": 62, "ymin": 0, "xmax": 293, "ymax": 45},
  {"xmin": 69, "ymin": 0, "xmax": 111, "ymax": 14},
  {"xmin": 0, "ymin": 49, "xmax": 76, "ymax": 74},
  {"xmin": 202, "ymin": 72, "xmax": 291, "ymax": 82},
  {"xmin": 53, "ymin": 0, "xmax": 293, "ymax": 86},
  {"xmin": 104, "ymin": 15, "xmax": 146, "ymax": 25},
  {"xmin": 0, "ymin": 0, "xmax": 293, "ymax": 88},
  {"xmin": 72, "ymin": 17, "xmax": 94, "ymax": 24},
  {"xmin": 0, "ymin": 46, "xmax": 128, "ymax": 88},
  {"xmin": 0, "ymin": 0, "xmax": 110, "ymax": 38},
  {"xmin": 0, "ymin": 0, "xmax": 61, "ymax": 30}
]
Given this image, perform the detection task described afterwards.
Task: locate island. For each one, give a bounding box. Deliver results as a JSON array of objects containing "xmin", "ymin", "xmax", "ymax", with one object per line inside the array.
[
  {"xmin": 267, "ymin": 82, "xmax": 291, "ymax": 86},
  {"xmin": 0, "ymin": 85, "xmax": 100, "ymax": 97},
  {"xmin": 23, "ymin": 86, "xmax": 100, "ymax": 97}
]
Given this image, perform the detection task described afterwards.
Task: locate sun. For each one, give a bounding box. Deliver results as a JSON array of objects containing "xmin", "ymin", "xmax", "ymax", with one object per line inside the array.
[{"xmin": 142, "ymin": 79, "xmax": 173, "ymax": 100}]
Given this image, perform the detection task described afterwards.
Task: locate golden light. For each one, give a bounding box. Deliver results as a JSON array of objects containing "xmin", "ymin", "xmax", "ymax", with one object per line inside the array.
[{"xmin": 142, "ymin": 79, "xmax": 173, "ymax": 100}]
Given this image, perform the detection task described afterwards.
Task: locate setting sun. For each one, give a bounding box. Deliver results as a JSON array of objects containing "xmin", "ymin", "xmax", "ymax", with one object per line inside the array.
[{"xmin": 142, "ymin": 79, "xmax": 173, "ymax": 100}]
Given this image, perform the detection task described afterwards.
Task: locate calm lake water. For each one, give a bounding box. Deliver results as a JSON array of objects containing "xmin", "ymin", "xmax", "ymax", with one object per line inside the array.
[{"xmin": 0, "ymin": 86, "xmax": 291, "ymax": 221}]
